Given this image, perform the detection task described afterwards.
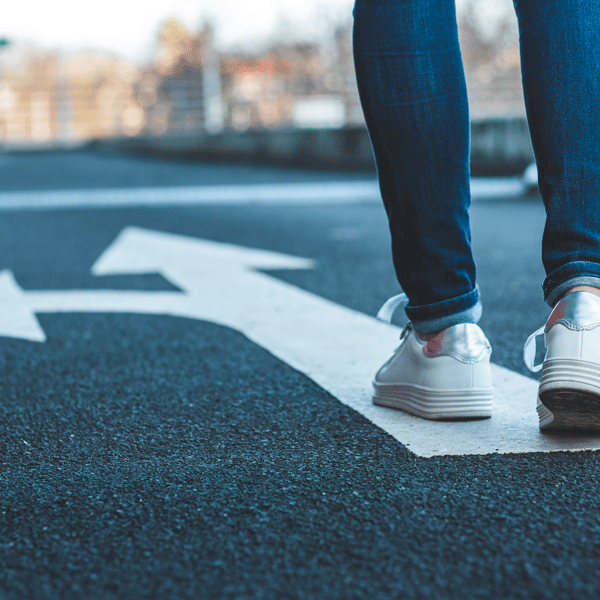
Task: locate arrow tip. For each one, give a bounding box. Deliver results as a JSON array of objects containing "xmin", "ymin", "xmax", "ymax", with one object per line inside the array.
[
  {"xmin": 0, "ymin": 270, "xmax": 47, "ymax": 342},
  {"xmin": 91, "ymin": 226, "xmax": 316, "ymax": 277}
]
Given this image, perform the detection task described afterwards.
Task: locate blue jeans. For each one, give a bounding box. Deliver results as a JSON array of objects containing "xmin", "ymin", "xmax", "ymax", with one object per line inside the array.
[{"xmin": 353, "ymin": 0, "xmax": 600, "ymax": 333}]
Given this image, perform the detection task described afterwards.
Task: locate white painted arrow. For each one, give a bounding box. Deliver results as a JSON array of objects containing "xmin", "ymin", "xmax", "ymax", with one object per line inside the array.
[{"xmin": 1, "ymin": 226, "xmax": 599, "ymax": 457}]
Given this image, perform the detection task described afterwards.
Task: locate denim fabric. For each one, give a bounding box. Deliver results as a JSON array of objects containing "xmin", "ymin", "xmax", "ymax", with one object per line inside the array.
[
  {"xmin": 408, "ymin": 286, "xmax": 482, "ymax": 334},
  {"xmin": 545, "ymin": 274, "xmax": 600, "ymax": 307},
  {"xmin": 353, "ymin": 0, "xmax": 600, "ymax": 332}
]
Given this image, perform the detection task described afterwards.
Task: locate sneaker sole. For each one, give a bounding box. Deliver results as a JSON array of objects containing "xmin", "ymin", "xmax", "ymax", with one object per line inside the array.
[
  {"xmin": 539, "ymin": 358, "xmax": 600, "ymax": 431},
  {"xmin": 372, "ymin": 382, "xmax": 493, "ymax": 420}
]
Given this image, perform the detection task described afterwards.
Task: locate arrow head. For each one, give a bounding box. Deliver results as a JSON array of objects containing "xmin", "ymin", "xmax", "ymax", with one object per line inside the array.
[
  {"xmin": 92, "ymin": 227, "xmax": 315, "ymax": 278},
  {"xmin": 0, "ymin": 270, "xmax": 46, "ymax": 342}
]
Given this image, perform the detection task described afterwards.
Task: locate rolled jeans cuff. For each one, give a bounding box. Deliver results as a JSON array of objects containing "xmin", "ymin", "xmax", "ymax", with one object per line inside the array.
[
  {"xmin": 405, "ymin": 285, "xmax": 482, "ymax": 334},
  {"xmin": 544, "ymin": 262, "xmax": 600, "ymax": 306}
]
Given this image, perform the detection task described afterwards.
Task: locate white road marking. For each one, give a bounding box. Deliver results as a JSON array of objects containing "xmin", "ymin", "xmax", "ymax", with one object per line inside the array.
[
  {"xmin": 0, "ymin": 178, "xmax": 525, "ymax": 211},
  {"xmin": 1, "ymin": 226, "xmax": 592, "ymax": 457}
]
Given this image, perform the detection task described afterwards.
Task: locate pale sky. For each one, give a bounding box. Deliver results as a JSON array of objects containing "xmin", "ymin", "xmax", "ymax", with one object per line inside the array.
[
  {"xmin": 1, "ymin": 0, "xmax": 510, "ymax": 65},
  {"xmin": 1, "ymin": 0, "xmax": 355, "ymax": 64}
]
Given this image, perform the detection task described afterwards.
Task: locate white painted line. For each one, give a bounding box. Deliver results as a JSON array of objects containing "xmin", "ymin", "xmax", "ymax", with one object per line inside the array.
[
  {"xmin": 0, "ymin": 178, "xmax": 525, "ymax": 211},
  {"xmin": 0, "ymin": 226, "xmax": 596, "ymax": 457},
  {"xmin": 0, "ymin": 182, "xmax": 380, "ymax": 210},
  {"xmin": 470, "ymin": 177, "xmax": 525, "ymax": 199}
]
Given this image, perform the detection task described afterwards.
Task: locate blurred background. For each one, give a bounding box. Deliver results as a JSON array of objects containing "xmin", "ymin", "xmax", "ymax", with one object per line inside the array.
[{"xmin": 0, "ymin": 0, "xmax": 533, "ymax": 177}]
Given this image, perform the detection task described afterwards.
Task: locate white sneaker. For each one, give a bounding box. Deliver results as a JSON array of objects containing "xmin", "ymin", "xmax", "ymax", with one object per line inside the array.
[
  {"xmin": 524, "ymin": 290, "xmax": 600, "ymax": 431},
  {"xmin": 372, "ymin": 294, "xmax": 494, "ymax": 420}
]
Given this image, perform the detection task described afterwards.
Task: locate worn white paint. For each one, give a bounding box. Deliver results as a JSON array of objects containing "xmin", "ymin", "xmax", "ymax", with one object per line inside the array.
[
  {"xmin": 0, "ymin": 226, "xmax": 594, "ymax": 457},
  {"xmin": 0, "ymin": 178, "xmax": 525, "ymax": 211}
]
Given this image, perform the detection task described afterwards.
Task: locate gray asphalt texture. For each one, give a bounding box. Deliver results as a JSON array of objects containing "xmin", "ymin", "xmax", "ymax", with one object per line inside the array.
[{"xmin": 2, "ymin": 151, "xmax": 597, "ymax": 600}]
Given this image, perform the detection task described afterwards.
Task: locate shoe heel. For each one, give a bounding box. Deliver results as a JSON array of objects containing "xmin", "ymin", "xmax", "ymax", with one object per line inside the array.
[{"xmin": 539, "ymin": 358, "xmax": 600, "ymax": 431}]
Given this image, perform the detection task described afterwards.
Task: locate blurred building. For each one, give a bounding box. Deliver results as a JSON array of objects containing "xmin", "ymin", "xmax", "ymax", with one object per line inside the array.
[
  {"xmin": 0, "ymin": 18, "xmax": 226, "ymax": 145},
  {"xmin": 141, "ymin": 19, "xmax": 225, "ymax": 136},
  {"xmin": 464, "ymin": 44, "xmax": 525, "ymax": 118},
  {"xmin": 457, "ymin": 6, "xmax": 525, "ymax": 118},
  {"xmin": 220, "ymin": 28, "xmax": 364, "ymax": 131},
  {"xmin": 332, "ymin": 24, "xmax": 364, "ymax": 127},
  {"xmin": 0, "ymin": 42, "xmax": 145, "ymax": 143},
  {"xmin": 0, "ymin": 9, "xmax": 525, "ymax": 147},
  {"xmin": 221, "ymin": 54, "xmax": 292, "ymax": 130}
]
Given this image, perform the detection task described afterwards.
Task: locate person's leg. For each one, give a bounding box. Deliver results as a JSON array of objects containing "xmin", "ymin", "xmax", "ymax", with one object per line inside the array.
[
  {"xmin": 513, "ymin": 0, "xmax": 600, "ymax": 305},
  {"xmin": 352, "ymin": 0, "xmax": 480, "ymax": 334},
  {"xmin": 353, "ymin": 0, "xmax": 494, "ymax": 421},
  {"xmin": 516, "ymin": 0, "xmax": 600, "ymax": 430}
]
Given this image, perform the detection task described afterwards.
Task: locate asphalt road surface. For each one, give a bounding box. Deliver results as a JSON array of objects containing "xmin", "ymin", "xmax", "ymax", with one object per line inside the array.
[{"xmin": 1, "ymin": 150, "xmax": 598, "ymax": 600}]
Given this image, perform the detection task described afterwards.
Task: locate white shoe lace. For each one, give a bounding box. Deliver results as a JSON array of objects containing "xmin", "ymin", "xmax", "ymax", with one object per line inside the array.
[
  {"xmin": 376, "ymin": 292, "xmax": 408, "ymax": 323},
  {"xmin": 523, "ymin": 325, "xmax": 545, "ymax": 372},
  {"xmin": 376, "ymin": 292, "xmax": 413, "ymax": 345}
]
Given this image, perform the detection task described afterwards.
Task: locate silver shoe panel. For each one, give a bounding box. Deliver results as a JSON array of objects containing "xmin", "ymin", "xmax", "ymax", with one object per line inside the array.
[
  {"xmin": 546, "ymin": 291, "xmax": 600, "ymax": 333},
  {"xmin": 423, "ymin": 323, "xmax": 491, "ymax": 363}
]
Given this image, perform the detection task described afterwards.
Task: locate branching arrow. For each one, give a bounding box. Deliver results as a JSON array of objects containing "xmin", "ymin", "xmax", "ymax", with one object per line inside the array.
[{"xmin": 0, "ymin": 226, "xmax": 595, "ymax": 457}]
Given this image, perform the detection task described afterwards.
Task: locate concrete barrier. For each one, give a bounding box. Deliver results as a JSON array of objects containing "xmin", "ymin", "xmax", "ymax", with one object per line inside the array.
[
  {"xmin": 1, "ymin": 139, "xmax": 89, "ymax": 153},
  {"xmin": 7, "ymin": 116, "xmax": 535, "ymax": 177},
  {"xmin": 470, "ymin": 116, "xmax": 534, "ymax": 176}
]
